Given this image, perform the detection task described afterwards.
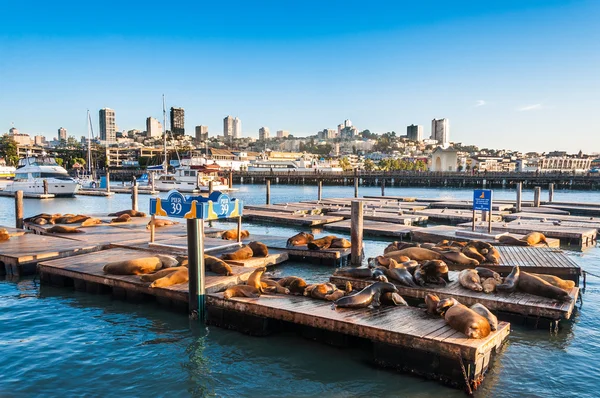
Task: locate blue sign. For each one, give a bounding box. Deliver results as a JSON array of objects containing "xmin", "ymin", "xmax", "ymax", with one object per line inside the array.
[
  {"xmin": 473, "ymin": 189, "xmax": 492, "ymax": 211},
  {"xmin": 150, "ymin": 190, "xmax": 243, "ymax": 220}
]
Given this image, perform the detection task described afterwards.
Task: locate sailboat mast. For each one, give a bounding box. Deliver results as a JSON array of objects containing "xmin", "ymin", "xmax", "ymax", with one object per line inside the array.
[
  {"xmin": 87, "ymin": 110, "xmax": 92, "ymax": 174},
  {"xmin": 163, "ymin": 94, "xmax": 167, "ymax": 174}
]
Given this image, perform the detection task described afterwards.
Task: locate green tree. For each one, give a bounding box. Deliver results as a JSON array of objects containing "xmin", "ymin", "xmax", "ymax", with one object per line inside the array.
[
  {"xmin": 0, "ymin": 134, "xmax": 19, "ymax": 166},
  {"xmin": 363, "ymin": 158, "xmax": 375, "ymax": 171},
  {"xmin": 55, "ymin": 157, "xmax": 64, "ymax": 166},
  {"xmin": 338, "ymin": 157, "xmax": 352, "ymax": 171}
]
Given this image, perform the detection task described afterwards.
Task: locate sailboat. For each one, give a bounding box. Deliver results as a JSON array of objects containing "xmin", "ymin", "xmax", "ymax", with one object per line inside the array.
[{"xmin": 75, "ymin": 110, "xmax": 99, "ymax": 188}]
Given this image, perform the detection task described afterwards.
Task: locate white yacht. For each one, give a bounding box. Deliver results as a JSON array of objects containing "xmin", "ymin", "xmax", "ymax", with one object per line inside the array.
[
  {"xmin": 3, "ymin": 156, "xmax": 80, "ymax": 197},
  {"xmin": 247, "ymin": 158, "xmax": 343, "ymax": 172},
  {"xmin": 153, "ymin": 163, "xmax": 229, "ymax": 192}
]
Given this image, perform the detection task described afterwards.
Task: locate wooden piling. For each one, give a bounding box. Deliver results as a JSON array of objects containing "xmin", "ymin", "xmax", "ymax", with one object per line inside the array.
[
  {"xmin": 208, "ymin": 180, "xmax": 214, "ymax": 195},
  {"xmin": 318, "ymin": 180, "xmax": 323, "ymax": 201},
  {"xmin": 237, "ymin": 216, "xmax": 242, "ymax": 242},
  {"xmin": 266, "ymin": 179, "xmax": 271, "ymax": 205},
  {"xmin": 381, "ymin": 179, "xmax": 385, "ymax": 196},
  {"xmin": 149, "ymin": 214, "xmax": 156, "ymax": 242},
  {"xmin": 516, "ymin": 182, "xmax": 522, "ymax": 212},
  {"xmin": 196, "ymin": 172, "xmax": 201, "ymax": 191},
  {"xmin": 106, "ymin": 171, "xmax": 111, "ymax": 193},
  {"xmin": 131, "ymin": 183, "xmax": 138, "ymax": 211},
  {"xmin": 229, "ymin": 170, "xmax": 233, "ymax": 189},
  {"xmin": 15, "ymin": 191, "xmax": 24, "ymax": 229},
  {"xmin": 43, "ymin": 179, "xmax": 49, "ymax": 195},
  {"xmin": 549, "ymin": 183, "xmax": 554, "ymax": 203},
  {"xmin": 351, "ymin": 201, "xmax": 363, "ymax": 266},
  {"xmin": 151, "ymin": 172, "xmax": 156, "ymax": 193},
  {"xmin": 534, "ymin": 187, "xmax": 541, "ymax": 207},
  {"xmin": 354, "ymin": 170, "xmax": 358, "ymax": 198}
]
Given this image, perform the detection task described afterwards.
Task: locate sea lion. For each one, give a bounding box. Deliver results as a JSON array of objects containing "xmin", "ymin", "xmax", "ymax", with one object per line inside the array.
[
  {"xmin": 204, "ymin": 255, "xmax": 233, "ymax": 276},
  {"xmin": 55, "ymin": 215, "xmax": 90, "ymax": 224},
  {"xmin": 81, "ymin": 218, "xmax": 103, "ymax": 227},
  {"xmin": 420, "ymin": 242, "xmax": 437, "ymax": 250},
  {"xmin": 368, "ymin": 255, "xmax": 410, "ymax": 268},
  {"xmin": 430, "ymin": 245, "xmax": 461, "ymax": 253},
  {"xmin": 108, "ymin": 209, "xmax": 146, "ymax": 217},
  {"xmin": 425, "ymin": 293, "xmax": 441, "ymax": 315},
  {"xmin": 333, "ymin": 282, "xmax": 398, "ymax": 309},
  {"xmin": 372, "ymin": 269, "xmax": 389, "ymax": 282},
  {"xmin": 380, "ymin": 265, "xmax": 418, "ymax": 288},
  {"xmin": 246, "ymin": 267, "xmax": 266, "ymax": 292},
  {"xmin": 278, "ymin": 276, "xmax": 308, "ymax": 295},
  {"xmin": 286, "ymin": 232, "xmax": 314, "ymax": 247},
  {"xmin": 103, "ymin": 257, "xmax": 163, "ymax": 275},
  {"xmin": 47, "ymin": 225, "xmax": 84, "ymax": 234},
  {"xmin": 498, "ymin": 235, "xmax": 530, "ymax": 246},
  {"xmin": 518, "ymin": 272, "xmax": 572, "ymax": 301},
  {"xmin": 381, "ymin": 292, "xmax": 408, "ymax": 306},
  {"xmin": 470, "ymin": 303, "xmax": 498, "ymax": 331},
  {"xmin": 247, "ymin": 241, "xmax": 269, "ymax": 257},
  {"xmin": 32, "ymin": 217, "xmax": 48, "ymax": 225},
  {"xmin": 440, "ymin": 251, "xmax": 479, "ymax": 266},
  {"xmin": 414, "ymin": 260, "xmax": 450, "ymax": 286},
  {"xmin": 521, "ymin": 232, "xmax": 549, "ymax": 246},
  {"xmin": 333, "ymin": 267, "xmax": 374, "ymax": 279},
  {"xmin": 475, "ymin": 267, "xmax": 503, "ymax": 283},
  {"xmin": 383, "ymin": 241, "xmax": 419, "ymax": 254},
  {"xmin": 482, "ymin": 277, "xmax": 499, "ymax": 294},
  {"xmin": 442, "ymin": 300, "xmax": 491, "ymax": 339},
  {"xmin": 154, "ymin": 254, "xmax": 179, "ymax": 268},
  {"xmin": 330, "ymin": 238, "xmax": 351, "ymax": 248},
  {"xmin": 484, "ymin": 247, "xmax": 501, "ymax": 265},
  {"xmin": 221, "ymin": 245, "xmax": 254, "ymax": 261},
  {"xmin": 384, "ymin": 247, "xmax": 442, "ymax": 262},
  {"xmin": 530, "ymin": 273, "xmax": 575, "ymax": 290},
  {"xmin": 24, "ymin": 213, "xmax": 54, "ymax": 222},
  {"xmin": 223, "ymin": 284, "xmax": 261, "ymax": 299},
  {"xmin": 304, "ymin": 282, "xmax": 342, "ymax": 301},
  {"xmin": 307, "ymin": 235, "xmax": 336, "ymax": 250},
  {"xmin": 461, "ymin": 246, "xmax": 486, "ymax": 263},
  {"xmin": 260, "ymin": 278, "xmax": 290, "ymax": 294},
  {"xmin": 496, "ymin": 265, "xmax": 520, "ymax": 293},
  {"xmin": 147, "ymin": 219, "xmax": 178, "ymax": 229},
  {"xmin": 465, "ymin": 241, "xmax": 493, "ymax": 255},
  {"xmin": 221, "ymin": 229, "xmax": 250, "ymax": 240},
  {"xmin": 0, "ymin": 228, "xmax": 10, "ymax": 242},
  {"xmin": 149, "ymin": 268, "xmax": 189, "ymax": 288},
  {"xmin": 140, "ymin": 267, "xmax": 184, "ymax": 282},
  {"xmin": 111, "ymin": 214, "xmax": 131, "ymax": 223},
  {"xmin": 458, "ymin": 269, "xmax": 483, "ymax": 292}
]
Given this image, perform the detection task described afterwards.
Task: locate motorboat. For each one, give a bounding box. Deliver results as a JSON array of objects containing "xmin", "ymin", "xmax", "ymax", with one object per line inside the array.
[
  {"xmin": 152, "ymin": 163, "xmax": 229, "ymax": 192},
  {"xmin": 3, "ymin": 156, "xmax": 80, "ymax": 197},
  {"xmin": 247, "ymin": 158, "xmax": 343, "ymax": 172},
  {"xmin": 0, "ymin": 165, "xmax": 16, "ymax": 179}
]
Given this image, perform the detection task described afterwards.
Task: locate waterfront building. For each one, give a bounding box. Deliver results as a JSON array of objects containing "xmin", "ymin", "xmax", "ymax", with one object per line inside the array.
[
  {"xmin": 344, "ymin": 119, "xmax": 352, "ymax": 128},
  {"xmin": 58, "ymin": 127, "xmax": 67, "ymax": 141},
  {"xmin": 146, "ymin": 117, "xmax": 163, "ymax": 138},
  {"xmin": 99, "ymin": 108, "xmax": 116, "ymax": 143},
  {"xmin": 407, "ymin": 124, "xmax": 423, "ymax": 142},
  {"xmin": 223, "ymin": 116, "xmax": 234, "ymax": 138},
  {"xmin": 170, "ymin": 107, "xmax": 185, "ymax": 137},
  {"xmin": 337, "ymin": 123, "xmax": 344, "ymax": 136},
  {"xmin": 429, "ymin": 146, "xmax": 458, "ymax": 171},
  {"xmin": 34, "ymin": 135, "xmax": 47, "ymax": 146},
  {"xmin": 276, "ymin": 130, "xmax": 289, "ymax": 138},
  {"xmin": 195, "ymin": 125, "xmax": 209, "ymax": 141},
  {"xmin": 259, "ymin": 127, "xmax": 270, "ymax": 141},
  {"xmin": 431, "ymin": 118, "xmax": 449, "ymax": 147},
  {"xmin": 233, "ymin": 117, "xmax": 242, "ymax": 138}
]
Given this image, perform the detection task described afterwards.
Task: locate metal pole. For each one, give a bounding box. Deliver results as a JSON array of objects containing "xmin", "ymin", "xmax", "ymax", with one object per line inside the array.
[
  {"xmin": 549, "ymin": 183, "xmax": 554, "ymax": 203},
  {"xmin": 472, "ymin": 209, "xmax": 476, "ymax": 231},
  {"xmin": 229, "ymin": 170, "xmax": 233, "ymax": 189},
  {"xmin": 149, "ymin": 214, "xmax": 156, "ymax": 243},
  {"xmin": 131, "ymin": 178, "xmax": 138, "ymax": 211},
  {"xmin": 354, "ymin": 170, "xmax": 358, "ymax": 198},
  {"xmin": 151, "ymin": 172, "xmax": 156, "ymax": 193},
  {"xmin": 208, "ymin": 180, "xmax": 214, "ymax": 195},
  {"xmin": 196, "ymin": 171, "xmax": 201, "ymax": 191},
  {"xmin": 43, "ymin": 179, "xmax": 49, "ymax": 195},
  {"xmin": 533, "ymin": 186, "xmax": 541, "ymax": 207},
  {"xmin": 237, "ymin": 215, "xmax": 242, "ymax": 242},
  {"xmin": 15, "ymin": 190, "xmax": 23, "ymax": 229},
  {"xmin": 266, "ymin": 179, "xmax": 271, "ymax": 205},
  {"xmin": 516, "ymin": 182, "xmax": 522, "ymax": 212},
  {"xmin": 489, "ymin": 190, "xmax": 494, "ymax": 234},
  {"xmin": 106, "ymin": 170, "xmax": 111, "ymax": 194},
  {"xmin": 187, "ymin": 218, "xmax": 205, "ymax": 321},
  {"xmin": 381, "ymin": 179, "xmax": 385, "ymax": 196},
  {"xmin": 351, "ymin": 201, "xmax": 363, "ymax": 266},
  {"xmin": 318, "ymin": 180, "xmax": 322, "ymax": 201}
]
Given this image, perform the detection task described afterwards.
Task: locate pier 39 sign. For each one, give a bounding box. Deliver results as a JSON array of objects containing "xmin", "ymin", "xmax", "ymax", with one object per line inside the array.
[{"xmin": 149, "ymin": 190, "xmax": 243, "ymax": 220}]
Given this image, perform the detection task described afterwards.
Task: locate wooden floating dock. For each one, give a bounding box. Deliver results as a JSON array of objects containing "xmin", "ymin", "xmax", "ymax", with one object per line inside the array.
[
  {"xmin": 503, "ymin": 213, "xmax": 600, "ymax": 231},
  {"xmin": 324, "ymin": 219, "xmax": 421, "ymax": 238},
  {"xmin": 541, "ymin": 203, "xmax": 600, "ymax": 217},
  {"xmin": 244, "ymin": 204, "xmax": 324, "ymax": 215},
  {"xmin": 428, "ymin": 201, "xmax": 514, "ymax": 212},
  {"xmin": 413, "ymin": 209, "xmax": 503, "ymax": 224},
  {"xmin": 76, "ymin": 190, "xmax": 116, "ymax": 196},
  {"xmin": 326, "ymin": 209, "xmax": 428, "ymax": 225},
  {"xmin": 242, "ymin": 209, "xmax": 344, "ymax": 226},
  {"xmin": 330, "ymin": 273, "xmax": 578, "ymax": 322},
  {"xmin": 1, "ymin": 226, "xmax": 29, "ymax": 238},
  {"xmin": 0, "ymin": 191, "xmax": 54, "ymax": 199},
  {"xmin": 206, "ymin": 292, "xmax": 510, "ymax": 390}
]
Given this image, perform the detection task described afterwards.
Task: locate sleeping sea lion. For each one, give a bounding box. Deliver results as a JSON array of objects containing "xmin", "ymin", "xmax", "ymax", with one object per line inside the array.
[
  {"xmin": 498, "ymin": 235, "xmax": 530, "ymax": 246},
  {"xmin": 475, "ymin": 267, "xmax": 503, "ymax": 283},
  {"xmin": 484, "ymin": 247, "xmax": 501, "ymax": 264},
  {"xmin": 260, "ymin": 278, "xmax": 290, "ymax": 294},
  {"xmin": 103, "ymin": 257, "xmax": 163, "ymax": 275},
  {"xmin": 278, "ymin": 276, "xmax": 308, "ymax": 295},
  {"xmin": 154, "ymin": 254, "xmax": 179, "ymax": 268},
  {"xmin": 221, "ymin": 229, "xmax": 250, "ymax": 240},
  {"xmin": 108, "ymin": 209, "xmax": 146, "ymax": 217},
  {"xmin": 47, "ymin": 225, "xmax": 84, "ymax": 234},
  {"xmin": 380, "ymin": 265, "xmax": 418, "ymax": 288},
  {"xmin": 221, "ymin": 245, "xmax": 254, "ymax": 261},
  {"xmin": 32, "ymin": 217, "xmax": 48, "ymax": 225},
  {"xmin": 482, "ymin": 277, "xmax": 499, "ymax": 294},
  {"xmin": 465, "ymin": 241, "xmax": 493, "ymax": 255},
  {"xmin": 496, "ymin": 265, "xmax": 520, "ymax": 293},
  {"xmin": 368, "ymin": 255, "xmax": 411, "ymax": 268},
  {"xmin": 247, "ymin": 241, "xmax": 269, "ymax": 257},
  {"xmin": 204, "ymin": 255, "xmax": 233, "ymax": 276},
  {"xmin": 381, "ymin": 292, "xmax": 408, "ymax": 306},
  {"xmin": 307, "ymin": 235, "xmax": 336, "ymax": 250},
  {"xmin": 425, "ymin": 293, "xmax": 441, "ymax": 315},
  {"xmin": 56, "ymin": 215, "xmax": 90, "ymax": 224},
  {"xmin": 414, "ymin": 260, "xmax": 450, "ymax": 286},
  {"xmin": 470, "ymin": 303, "xmax": 498, "ymax": 331},
  {"xmin": 384, "ymin": 247, "xmax": 442, "ymax": 262},
  {"xmin": 0, "ymin": 228, "xmax": 10, "ymax": 242},
  {"xmin": 420, "ymin": 242, "xmax": 437, "ymax": 250},
  {"xmin": 140, "ymin": 267, "xmax": 184, "ymax": 282},
  {"xmin": 461, "ymin": 246, "xmax": 486, "ymax": 263},
  {"xmin": 81, "ymin": 218, "xmax": 103, "ymax": 227},
  {"xmin": 286, "ymin": 232, "xmax": 314, "ymax": 247},
  {"xmin": 304, "ymin": 282, "xmax": 343, "ymax": 301},
  {"xmin": 24, "ymin": 213, "xmax": 54, "ymax": 223},
  {"xmin": 441, "ymin": 299, "xmax": 491, "ymax": 339},
  {"xmin": 372, "ymin": 269, "xmax": 389, "ymax": 282},
  {"xmin": 520, "ymin": 232, "xmax": 549, "ymax": 246},
  {"xmin": 333, "ymin": 267, "xmax": 374, "ymax": 279},
  {"xmin": 149, "ymin": 268, "xmax": 189, "ymax": 288},
  {"xmin": 111, "ymin": 214, "xmax": 131, "ymax": 223},
  {"xmin": 223, "ymin": 285, "xmax": 261, "ymax": 299},
  {"xmin": 333, "ymin": 282, "xmax": 398, "ymax": 309},
  {"xmin": 440, "ymin": 251, "xmax": 479, "ymax": 266},
  {"xmin": 330, "ymin": 238, "xmax": 351, "ymax": 248},
  {"xmin": 383, "ymin": 241, "xmax": 419, "ymax": 254},
  {"xmin": 147, "ymin": 219, "xmax": 177, "ymax": 229},
  {"xmin": 530, "ymin": 273, "xmax": 575, "ymax": 290},
  {"xmin": 518, "ymin": 272, "xmax": 572, "ymax": 301},
  {"xmin": 458, "ymin": 269, "xmax": 483, "ymax": 292},
  {"xmin": 246, "ymin": 267, "xmax": 266, "ymax": 293}
]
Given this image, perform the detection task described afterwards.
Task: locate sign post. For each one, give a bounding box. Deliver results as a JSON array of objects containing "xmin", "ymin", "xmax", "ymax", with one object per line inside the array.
[
  {"xmin": 473, "ymin": 189, "xmax": 493, "ymax": 233},
  {"xmin": 149, "ymin": 190, "xmax": 243, "ymax": 321}
]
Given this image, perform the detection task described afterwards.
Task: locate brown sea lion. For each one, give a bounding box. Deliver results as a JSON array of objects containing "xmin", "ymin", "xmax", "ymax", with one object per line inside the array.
[
  {"xmin": 482, "ymin": 277, "xmax": 499, "ymax": 294},
  {"xmin": 498, "ymin": 235, "xmax": 530, "ymax": 246},
  {"xmin": 484, "ymin": 247, "xmax": 501, "ymax": 265},
  {"xmin": 461, "ymin": 246, "xmax": 487, "ymax": 263},
  {"xmin": 368, "ymin": 255, "xmax": 411, "ymax": 268},
  {"xmin": 81, "ymin": 218, "xmax": 103, "ymax": 227},
  {"xmin": 458, "ymin": 269, "xmax": 483, "ymax": 292},
  {"xmin": 475, "ymin": 267, "xmax": 503, "ymax": 283},
  {"xmin": 140, "ymin": 267, "xmax": 184, "ymax": 282},
  {"xmin": 108, "ymin": 209, "xmax": 146, "ymax": 217},
  {"xmin": 146, "ymin": 219, "xmax": 178, "ymax": 229},
  {"xmin": 204, "ymin": 255, "xmax": 233, "ymax": 276},
  {"xmin": 55, "ymin": 215, "xmax": 90, "ymax": 224},
  {"xmin": 470, "ymin": 303, "xmax": 498, "ymax": 331},
  {"xmin": 440, "ymin": 251, "xmax": 480, "ymax": 266},
  {"xmin": 330, "ymin": 238, "xmax": 351, "ymax": 248},
  {"xmin": 221, "ymin": 245, "xmax": 254, "ymax": 261},
  {"xmin": 307, "ymin": 235, "xmax": 336, "ymax": 250},
  {"xmin": 380, "ymin": 264, "xmax": 419, "ymax": 288},
  {"xmin": 384, "ymin": 247, "xmax": 442, "ymax": 262},
  {"xmin": 47, "ymin": 225, "xmax": 84, "ymax": 234},
  {"xmin": 496, "ymin": 265, "xmax": 520, "ymax": 293},
  {"xmin": 425, "ymin": 293, "xmax": 441, "ymax": 315},
  {"xmin": 260, "ymin": 278, "xmax": 290, "ymax": 294},
  {"xmin": 333, "ymin": 267, "xmax": 374, "ymax": 278},
  {"xmin": 383, "ymin": 241, "xmax": 420, "ymax": 254},
  {"xmin": 278, "ymin": 276, "xmax": 308, "ymax": 295},
  {"xmin": 414, "ymin": 260, "xmax": 450, "ymax": 286},
  {"xmin": 103, "ymin": 257, "xmax": 163, "ymax": 275},
  {"xmin": 530, "ymin": 273, "xmax": 575, "ymax": 290},
  {"xmin": 520, "ymin": 232, "xmax": 549, "ymax": 246},
  {"xmin": 247, "ymin": 241, "xmax": 269, "ymax": 257},
  {"xmin": 304, "ymin": 282, "xmax": 341, "ymax": 301},
  {"xmin": 381, "ymin": 292, "xmax": 408, "ymax": 306},
  {"xmin": 150, "ymin": 268, "xmax": 189, "ymax": 288},
  {"xmin": 420, "ymin": 242, "xmax": 437, "ymax": 250},
  {"xmin": 286, "ymin": 232, "xmax": 314, "ymax": 247},
  {"xmin": 154, "ymin": 254, "xmax": 179, "ymax": 268},
  {"xmin": 221, "ymin": 229, "xmax": 250, "ymax": 240},
  {"xmin": 24, "ymin": 213, "xmax": 54, "ymax": 222},
  {"xmin": 32, "ymin": 217, "xmax": 48, "ymax": 225},
  {"xmin": 0, "ymin": 228, "xmax": 10, "ymax": 242},
  {"xmin": 441, "ymin": 299, "xmax": 491, "ymax": 339},
  {"xmin": 333, "ymin": 282, "xmax": 398, "ymax": 309},
  {"xmin": 465, "ymin": 241, "xmax": 493, "ymax": 255},
  {"xmin": 518, "ymin": 272, "xmax": 572, "ymax": 301},
  {"xmin": 111, "ymin": 214, "xmax": 131, "ymax": 223},
  {"xmin": 223, "ymin": 285, "xmax": 261, "ymax": 299},
  {"xmin": 246, "ymin": 267, "xmax": 266, "ymax": 292}
]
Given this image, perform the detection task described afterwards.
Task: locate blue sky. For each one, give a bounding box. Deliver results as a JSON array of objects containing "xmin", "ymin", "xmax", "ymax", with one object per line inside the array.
[{"xmin": 1, "ymin": 0, "xmax": 599, "ymax": 153}]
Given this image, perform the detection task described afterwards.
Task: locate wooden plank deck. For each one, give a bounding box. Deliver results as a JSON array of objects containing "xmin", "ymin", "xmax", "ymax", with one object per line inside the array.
[
  {"xmin": 326, "ymin": 210, "xmax": 429, "ymax": 225},
  {"xmin": 324, "ymin": 219, "xmax": 421, "ymax": 238},
  {"xmin": 330, "ymin": 272, "xmax": 578, "ymax": 321},
  {"xmin": 242, "ymin": 209, "xmax": 344, "ymax": 226},
  {"xmin": 540, "ymin": 204, "xmax": 600, "ymax": 217},
  {"xmin": 302, "ymin": 198, "xmax": 430, "ymax": 212},
  {"xmin": 244, "ymin": 204, "xmax": 323, "ymax": 215},
  {"xmin": 0, "ymin": 226, "xmax": 29, "ymax": 237},
  {"xmin": 504, "ymin": 212, "xmax": 600, "ymax": 226},
  {"xmin": 413, "ymin": 209, "xmax": 503, "ymax": 224},
  {"xmin": 429, "ymin": 201, "xmax": 514, "ymax": 212}
]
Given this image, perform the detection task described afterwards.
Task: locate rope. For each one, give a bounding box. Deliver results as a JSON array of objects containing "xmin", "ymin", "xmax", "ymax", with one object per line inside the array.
[
  {"xmin": 456, "ymin": 354, "xmax": 473, "ymax": 395},
  {"xmin": 583, "ymin": 270, "xmax": 600, "ymax": 279}
]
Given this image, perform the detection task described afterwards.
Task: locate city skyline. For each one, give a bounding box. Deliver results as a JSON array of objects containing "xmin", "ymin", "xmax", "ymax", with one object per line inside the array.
[{"xmin": 2, "ymin": 1, "xmax": 599, "ymax": 153}]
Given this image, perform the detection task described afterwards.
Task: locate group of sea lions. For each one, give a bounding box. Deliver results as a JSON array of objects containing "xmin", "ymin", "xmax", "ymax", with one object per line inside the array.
[
  {"xmin": 498, "ymin": 232, "xmax": 549, "ymax": 247},
  {"xmin": 24, "ymin": 209, "xmax": 150, "ymax": 233},
  {"xmin": 425, "ymin": 294, "xmax": 497, "ymax": 338},
  {"xmin": 220, "ymin": 241, "xmax": 269, "ymax": 261},
  {"xmin": 383, "ymin": 240, "xmax": 498, "ymax": 267},
  {"xmin": 285, "ymin": 232, "xmax": 351, "ymax": 250}
]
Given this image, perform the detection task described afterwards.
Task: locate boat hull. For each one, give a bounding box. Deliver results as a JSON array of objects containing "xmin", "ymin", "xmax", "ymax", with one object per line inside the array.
[{"xmin": 3, "ymin": 180, "xmax": 80, "ymax": 197}]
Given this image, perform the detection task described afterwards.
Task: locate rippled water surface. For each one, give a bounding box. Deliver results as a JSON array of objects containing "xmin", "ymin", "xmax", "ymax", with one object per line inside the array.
[{"xmin": 0, "ymin": 184, "xmax": 599, "ymax": 397}]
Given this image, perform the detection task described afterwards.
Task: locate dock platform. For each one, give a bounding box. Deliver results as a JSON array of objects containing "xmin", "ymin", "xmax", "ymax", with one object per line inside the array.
[
  {"xmin": 243, "ymin": 209, "xmax": 344, "ymax": 226},
  {"xmin": 326, "ymin": 209, "xmax": 428, "ymax": 225},
  {"xmin": 413, "ymin": 209, "xmax": 503, "ymax": 224},
  {"xmin": 0, "ymin": 191, "xmax": 54, "ymax": 199},
  {"xmin": 324, "ymin": 219, "xmax": 421, "ymax": 238}
]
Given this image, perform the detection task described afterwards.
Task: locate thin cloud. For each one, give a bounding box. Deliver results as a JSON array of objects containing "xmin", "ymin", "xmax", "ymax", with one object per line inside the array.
[
  {"xmin": 518, "ymin": 104, "xmax": 543, "ymax": 111},
  {"xmin": 474, "ymin": 100, "xmax": 486, "ymax": 107}
]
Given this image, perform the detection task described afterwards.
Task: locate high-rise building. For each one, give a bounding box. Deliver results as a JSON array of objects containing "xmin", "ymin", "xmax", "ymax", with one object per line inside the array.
[
  {"xmin": 431, "ymin": 118, "xmax": 450, "ymax": 147},
  {"xmin": 146, "ymin": 117, "xmax": 163, "ymax": 138},
  {"xmin": 337, "ymin": 123, "xmax": 344, "ymax": 136},
  {"xmin": 276, "ymin": 130, "xmax": 289, "ymax": 138},
  {"xmin": 34, "ymin": 135, "xmax": 47, "ymax": 146},
  {"xmin": 99, "ymin": 108, "xmax": 116, "ymax": 143},
  {"xmin": 170, "ymin": 107, "xmax": 185, "ymax": 137},
  {"xmin": 58, "ymin": 127, "xmax": 67, "ymax": 141},
  {"xmin": 407, "ymin": 124, "xmax": 423, "ymax": 142},
  {"xmin": 195, "ymin": 125, "xmax": 209, "ymax": 141},
  {"xmin": 233, "ymin": 117, "xmax": 242, "ymax": 138},
  {"xmin": 344, "ymin": 119, "xmax": 352, "ymax": 128},
  {"xmin": 223, "ymin": 116, "xmax": 234, "ymax": 138},
  {"xmin": 259, "ymin": 127, "xmax": 270, "ymax": 141}
]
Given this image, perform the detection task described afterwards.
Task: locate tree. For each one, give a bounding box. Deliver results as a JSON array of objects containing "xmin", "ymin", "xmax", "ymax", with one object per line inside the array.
[
  {"xmin": 55, "ymin": 157, "xmax": 64, "ymax": 166},
  {"xmin": 0, "ymin": 134, "xmax": 19, "ymax": 166},
  {"xmin": 338, "ymin": 157, "xmax": 352, "ymax": 171},
  {"xmin": 363, "ymin": 158, "xmax": 375, "ymax": 171}
]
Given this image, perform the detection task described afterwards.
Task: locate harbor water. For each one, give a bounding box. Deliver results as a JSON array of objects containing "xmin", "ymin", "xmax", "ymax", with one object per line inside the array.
[{"xmin": 1, "ymin": 185, "xmax": 599, "ymax": 397}]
